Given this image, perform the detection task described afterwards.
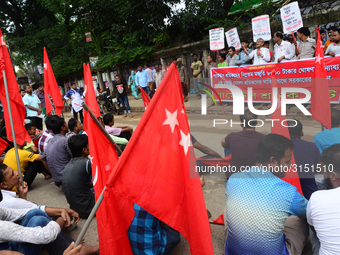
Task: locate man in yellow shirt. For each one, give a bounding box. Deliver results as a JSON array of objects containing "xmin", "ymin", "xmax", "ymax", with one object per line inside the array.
[
  {"xmin": 4, "ymin": 142, "xmax": 49, "ymax": 191},
  {"xmin": 191, "ymin": 53, "xmax": 203, "ymax": 99}
]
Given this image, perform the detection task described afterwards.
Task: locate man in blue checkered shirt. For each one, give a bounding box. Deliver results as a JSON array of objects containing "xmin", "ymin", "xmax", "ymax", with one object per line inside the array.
[{"xmin": 127, "ymin": 204, "xmax": 180, "ymax": 255}]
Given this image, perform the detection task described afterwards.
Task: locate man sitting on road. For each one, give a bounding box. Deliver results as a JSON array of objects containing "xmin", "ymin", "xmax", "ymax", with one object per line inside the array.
[
  {"xmin": 42, "ymin": 116, "xmax": 72, "ymax": 187},
  {"xmin": 38, "ymin": 115, "xmax": 58, "ymax": 155},
  {"xmin": 103, "ymin": 113, "xmax": 133, "ymax": 141},
  {"xmin": 225, "ymin": 134, "xmax": 308, "ymax": 255},
  {"xmin": 62, "ymin": 135, "xmax": 95, "ymax": 219},
  {"xmin": 307, "ymin": 144, "xmax": 340, "ymax": 255},
  {"xmin": 66, "ymin": 118, "xmax": 83, "ymax": 139},
  {"xmin": 221, "ymin": 110, "xmax": 265, "ymax": 177},
  {"xmin": 0, "ymin": 163, "xmax": 99, "ymax": 254}
]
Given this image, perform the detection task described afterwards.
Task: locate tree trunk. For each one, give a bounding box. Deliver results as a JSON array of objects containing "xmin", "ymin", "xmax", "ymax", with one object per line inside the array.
[
  {"xmin": 202, "ymin": 49, "xmax": 209, "ymax": 78},
  {"xmin": 107, "ymin": 69, "xmax": 114, "ymax": 95},
  {"xmin": 182, "ymin": 54, "xmax": 190, "ymax": 90},
  {"xmin": 97, "ymin": 70, "xmax": 105, "ymax": 91}
]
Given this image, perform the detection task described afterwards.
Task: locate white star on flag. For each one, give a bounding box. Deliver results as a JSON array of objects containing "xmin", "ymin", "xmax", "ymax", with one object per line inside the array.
[
  {"xmin": 44, "ymin": 63, "xmax": 47, "ymax": 70},
  {"xmin": 315, "ymin": 54, "xmax": 322, "ymax": 64},
  {"xmin": 93, "ymin": 166, "xmax": 98, "ymax": 186},
  {"xmin": 0, "ymin": 36, "xmax": 5, "ymax": 46},
  {"xmin": 181, "ymin": 109, "xmax": 184, "ymax": 114},
  {"xmin": 162, "ymin": 109, "xmax": 179, "ymax": 133},
  {"xmin": 90, "ymin": 156, "xmax": 94, "ymax": 164},
  {"xmin": 179, "ymin": 130, "xmax": 191, "ymax": 155}
]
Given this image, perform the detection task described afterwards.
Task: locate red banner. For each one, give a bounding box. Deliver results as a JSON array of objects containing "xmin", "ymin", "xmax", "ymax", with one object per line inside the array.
[{"xmin": 211, "ymin": 56, "xmax": 340, "ymax": 103}]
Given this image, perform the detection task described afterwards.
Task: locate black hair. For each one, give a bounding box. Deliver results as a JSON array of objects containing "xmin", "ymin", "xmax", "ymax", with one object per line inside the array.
[
  {"xmin": 241, "ymin": 40, "xmax": 248, "ymax": 44},
  {"xmin": 45, "ymin": 115, "xmax": 59, "ymax": 130},
  {"xmin": 137, "ymin": 64, "xmax": 142, "ymax": 68},
  {"xmin": 321, "ymin": 144, "xmax": 340, "ymax": 173},
  {"xmin": 24, "ymin": 85, "xmax": 31, "ymax": 89},
  {"xmin": 193, "ymin": 53, "xmax": 198, "ymax": 57},
  {"xmin": 297, "ymin": 27, "xmax": 310, "ymax": 36},
  {"xmin": 68, "ymin": 135, "xmax": 88, "ymax": 158},
  {"xmin": 239, "ymin": 110, "xmax": 257, "ymax": 128},
  {"xmin": 68, "ymin": 118, "xmax": 78, "ymax": 132},
  {"xmin": 335, "ymin": 28, "xmax": 340, "ymax": 35},
  {"xmin": 228, "ymin": 46, "xmax": 236, "ymax": 52},
  {"xmin": 331, "ymin": 108, "xmax": 340, "ymax": 127},
  {"xmin": 219, "ymin": 53, "xmax": 226, "ymax": 61},
  {"xmin": 115, "ymin": 74, "xmax": 120, "ymax": 78},
  {"xmin": 103, "ymin": 113, "xmax": 114, "ymax": 125},
  {"xmin": 158, "ymin": 63, "xmax": 162, "ymax": 66},
  {"xmin": 328, "ymin": 26, "xmax": 338, "ymax": 32},
  {"xmin": 255, "ymin": 134, "xmax": 294, "ymax": 164},
  {"xmin": 48, "ymin": 116, "xmax": 65, "ymax": 134},
  {"xmin": 287, "ymin": 119, "xmax": 303, "ymax": 139},
  {"xmin": 0, "ymin": 163, "xmax": 8, "ymax": 183},
  {"xmin": 319, "ymin": 30, "xmax": 326, "ymax": 34},
  {"xmin": 20, "ymin": 89, "xmax": 25, "ymax": 92},
  {"xmin": 275, "ymin": 32, "xmax": 283, "ymax": 39},
  {"xmin": 264, "ymin": 41, "xmax": 270, "ymax": 45},
  {"xmin": 25, "ymin": 123, "xmax": 34, "ymax": 131}
]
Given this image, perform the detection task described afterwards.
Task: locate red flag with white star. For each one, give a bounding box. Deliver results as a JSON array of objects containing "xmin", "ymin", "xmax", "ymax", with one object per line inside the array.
[
  {"xmin": 43, "ymin": 48, "xmax": 64, "ymax": 116},
  {"xmin": 140, "ymin": 87, "xmax": 150, "ymax": 110},
  {"xmin": 105, "ymin": 63, "xmax": 214, "ymax": 255},
  {"xmin": 270, "ymin": 70, "xmax": 303, "ymax": 195},
  {"xmin": 84, "ymin": 76, "xmax": 133, "ymax": 254},
  {"xmin": 310, "ymin": 28, "xmax": 331, "ymax": 130},
  {"xmin": 0, "ymin": 29, "xmax": 27, "ymax": 145}
]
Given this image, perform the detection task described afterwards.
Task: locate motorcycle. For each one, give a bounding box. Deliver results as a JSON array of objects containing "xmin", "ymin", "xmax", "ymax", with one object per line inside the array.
[{"xmin": 101, "ymin": 92, "xmax": 120, "ymax": 115}]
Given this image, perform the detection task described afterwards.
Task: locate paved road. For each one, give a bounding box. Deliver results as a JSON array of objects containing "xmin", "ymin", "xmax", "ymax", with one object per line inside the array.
[{"xmin": 31, "ymin": 94, "xmax": 320, "ymax": 254}]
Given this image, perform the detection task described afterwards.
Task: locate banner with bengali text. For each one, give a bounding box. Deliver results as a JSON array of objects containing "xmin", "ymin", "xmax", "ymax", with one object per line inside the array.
[{"xmin": 211, "ymin": 56, "xmax": 340, "ymax": 103}]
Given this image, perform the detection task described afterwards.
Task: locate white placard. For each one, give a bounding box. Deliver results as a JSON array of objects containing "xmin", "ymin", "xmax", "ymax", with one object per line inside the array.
[
  {"xmin": 225, "ymin": 27, "xmax": 241, "ymax": 51},
  {"xmin": 280, "ymin": 2, "xmax": 303, "ymax": 33},
  {"xmin": 209, "ymin": 28, "xmax": 225, "ymax": 51},
  {"xmin": 252, "ymin": 15, "xmax": 271, "ymax": 42}
]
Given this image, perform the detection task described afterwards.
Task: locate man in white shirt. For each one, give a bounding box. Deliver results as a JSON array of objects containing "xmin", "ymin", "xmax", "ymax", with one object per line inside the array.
[
  {"xmin": 273, "ymin": 32, "xmax": 295, "ymax": 63},
  {"xmin": 244, "ymin": 38, "xmax": 271, "ymax": 65},
  {"xmin": 153, "ymin": 64, "xmax": 165, "ymax": 89},
  {"xmin": 307, "ymin": 144, "xmax": 340, "ymax": 255},
  {"xmin": 325, "ymin": 28, "xmax": 340, "ymax": 57}
]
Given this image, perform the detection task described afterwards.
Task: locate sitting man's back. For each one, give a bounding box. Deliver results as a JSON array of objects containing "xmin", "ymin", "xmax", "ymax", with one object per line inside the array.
[
  {"xmin": 225, "ymin": 134, "xmax": 308, "ymax": 255},
  {"xmin": 62, "ymin": 135, "xmax": 94, "ymax": 219},
  {"xmin": 221, "ymin": 110, "xmax": 265, "ymax": 176},
  {"xmin": 307, "ymin": 144, "xmax": 340, "ymax": 255}
]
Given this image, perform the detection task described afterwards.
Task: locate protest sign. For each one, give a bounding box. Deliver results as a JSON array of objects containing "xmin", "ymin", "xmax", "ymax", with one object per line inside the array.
[
  {"xmin": 210, "ymin": 56, "xmax": 340, "ymax": 103},
  {"xmin": 209, "ymin": 28, "xmax": 225, "ymax": 51},
  {"xmin": 252, "ymin": 15, "xmax": 271, "ymax": 42},
  {"xmin": 225, "ymin": 28, "xmax": 241, "ymax": 51},
  {"xmin": 280, "ymin": 2, "xmax": 303, "ymax": 33}
]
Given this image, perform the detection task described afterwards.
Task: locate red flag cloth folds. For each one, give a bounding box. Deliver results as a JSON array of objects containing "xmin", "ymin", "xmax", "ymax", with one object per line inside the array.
[
  {"xmin": 140, "ymin": 87, "xmax": 150, "ymax": 110},
  {"xmin": 106, "ymin": 63, "xmax": 214, "ymax": 255},
  {"xmin": 0, "ymin": 137, "xmax": 8, "ymax": 155},
  {"xmin": 83, "ymin": 71, "xmax": 133, "ymax": 254},
  {"xmin": 310, "ymin": 28, "xmax": 331, "ymax": 130},
  {"xmin": 0, "ymin": 29, "xmax": 27, "ymax": 145},
  {"xmin": 83, "ymin": 63, "xmax": 100, "ymax": 131},
  {"xmin": 43, "ymin": 48, "xmax": 64, "ymax": 116},
  {"xmin": 270, "ymin": 71, "xmax": 303, "ymax": 195}
]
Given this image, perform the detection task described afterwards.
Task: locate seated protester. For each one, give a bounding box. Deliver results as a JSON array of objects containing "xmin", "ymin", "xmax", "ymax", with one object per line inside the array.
[
  {"xmin": 314, "ymin": 108, "xmax": 340, "ymax": 154},
  {"xmin": 0, "ymin": 176, "xmax": 99, "ymax": 254},
  {"xmin": 38, "ymin": 115, "xmax": 58, "ymax": 155},
  {"xmin": 225, "ymin": 134, "xmax": 308, "ymax": 255},
  {"xmin": 62, "ymin": 135, "xmax": 94, "ymax": 219},
  {"xmin": 221, "ymin": 110, "xmax": 265, "ymax": 177},
  {"xmin": 127, "ymin": 203, "xmax": 180, "ymax": 255},
  {"xmin": 325, "ymin": 27, "xmax": 340, "ymax": 57},
  {"xmin": 23, "ymin": 124, "xmax": 39, "ymax": 153},
  {"xmin": 4, "ymin": 142, "xmax": 51, "ymax": 190},
  {"xmin": 65, "ymin": 118, "xmax": 83, "ymax": 139},
  {"xmin": 307, "ymin": 144, "xmax": 340, "ymax": 255},
  {"xmin": 287, "ymin": 119, "xmax": 321, "ymax": 200},
  {"xmin": 42, "ymin": 116, "xmax": 72, "ymax": 187},
  {"xmin": 217, "ymin": 53, "xmax": 228, "ymax": 67},
  {"xmin": 25, "ymin": 123, "xmax": 43, "ymax": 149},
  {"xmin": 103, "ymin": 113, "xmax": 133, "ymax": 141}
]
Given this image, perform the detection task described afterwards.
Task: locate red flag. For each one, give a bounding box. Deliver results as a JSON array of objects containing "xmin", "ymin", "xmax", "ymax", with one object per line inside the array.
[
  {"xmin": 43, "ymin": 48, "xmax": 64, "ymax": 116},
  {"xmin": 0, "ymin": 137, "xmax": 8, "ymax": 155},
  {"xmin": 106, "ymin": 63, "xmax": 214, "ymax": 255},
  {"xmin": 83, "ymin": 63, "xmax": 100, "ymax": 131},
  {"xmin": 140, "ymin": 87, "xmax": 150, "ymax": 110},
  {"xmin": 270, "ymin": 71, "xmax": 303, "ymax": 195},
  {"xmin": 84, "ymin": 75, "xmax": 133, "ymax": 254},
  {"xmin": 310, "ymin": 28, "xmax": 332, "ymax": 130},
  {"xmin": 0, "ymin": 29, "xmax": 27, "ymax": 145}
]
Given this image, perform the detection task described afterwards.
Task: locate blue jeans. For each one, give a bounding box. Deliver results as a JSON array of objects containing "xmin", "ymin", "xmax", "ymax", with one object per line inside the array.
[
  {"xmin": 8, "ymin": 209, "xmax": 73, "ymax": 255},
  {"xmin": 142, "ymin": 86, "xmax": 151, "ymax": 94},
  {"xmin": 118, "ymin": 96, "xmax": 131, "ymax": 114}
]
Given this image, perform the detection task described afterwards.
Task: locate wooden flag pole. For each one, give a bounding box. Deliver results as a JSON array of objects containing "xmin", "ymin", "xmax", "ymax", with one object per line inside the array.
[{"xmin": 2, "ymin": 70, "xmax": 24, "ymax": 188}]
